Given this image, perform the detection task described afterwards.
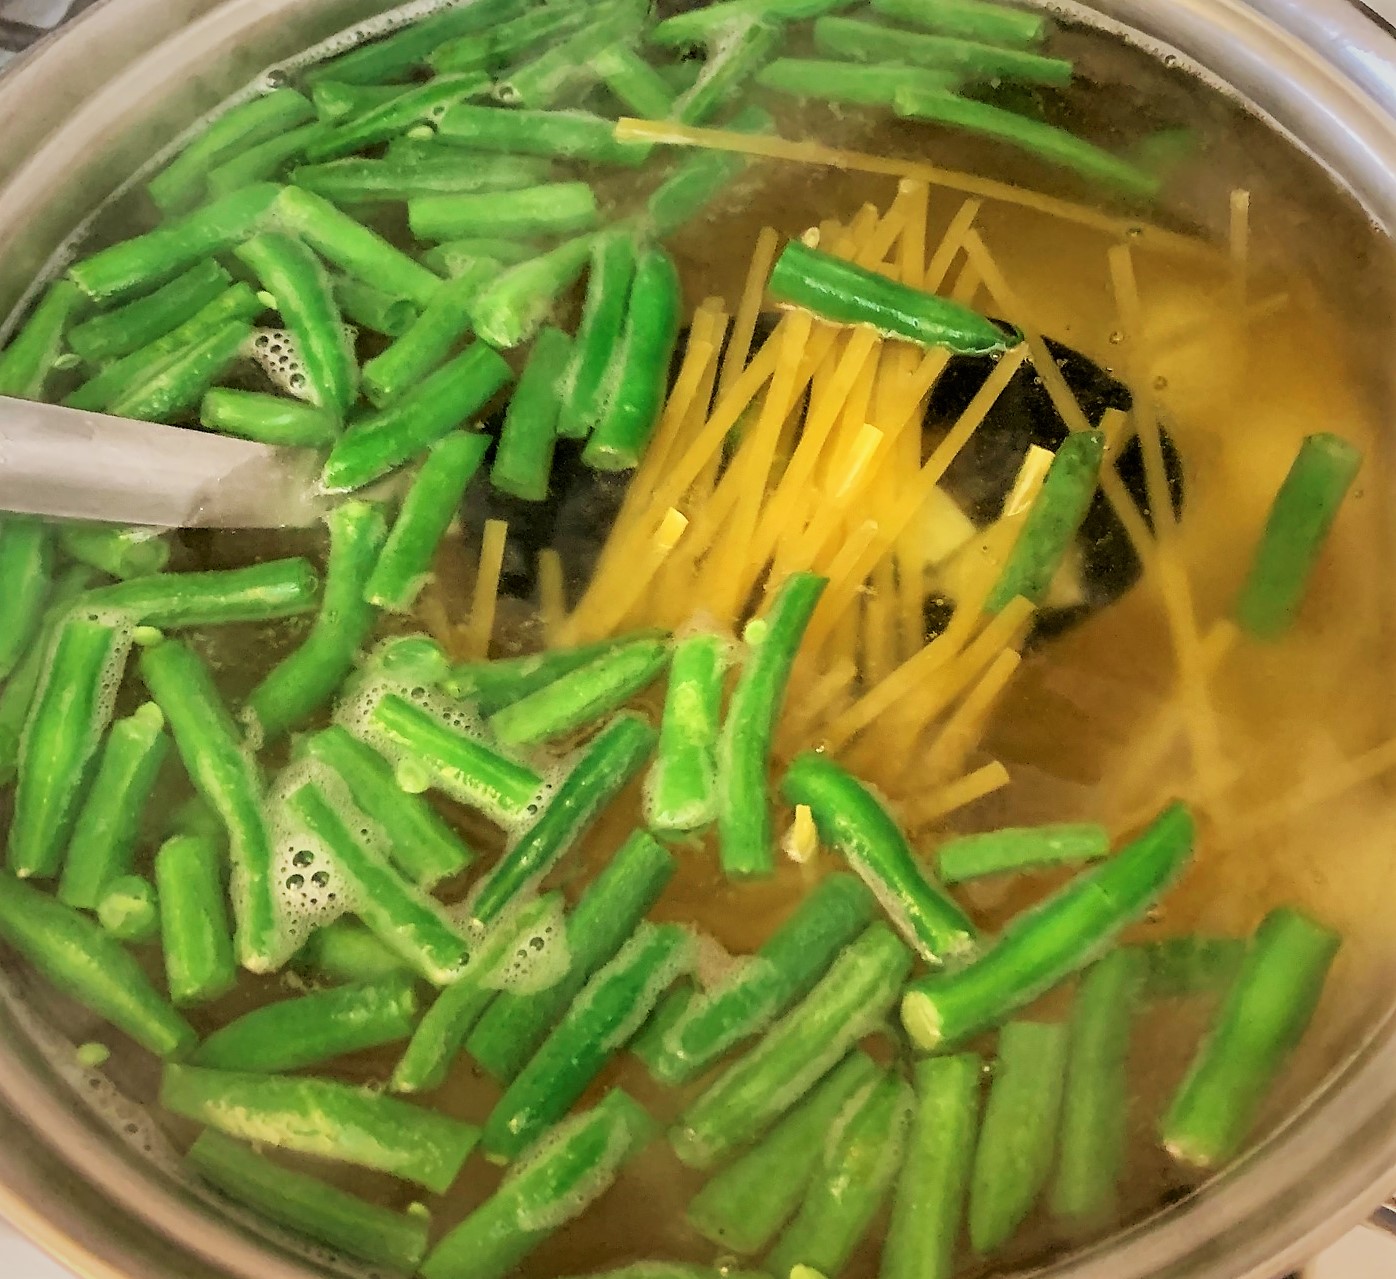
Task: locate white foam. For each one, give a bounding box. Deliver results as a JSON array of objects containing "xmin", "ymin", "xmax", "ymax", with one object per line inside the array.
[
  {"xmin": 246, "ymin": 326, "xmax": 353, "ymax": 401},
  {"xmin": 483, "ymin": 895, "xmax": 571, "ymax": 994}
]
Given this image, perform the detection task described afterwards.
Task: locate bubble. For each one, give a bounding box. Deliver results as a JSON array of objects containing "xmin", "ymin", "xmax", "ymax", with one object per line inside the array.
[
  {"xmin": 312, "ymin": 870, "xmax": 331, "ymax": 888},
  {"xmin": 287, "ymin": 873, "xmax": 305, "ymax": 890},
  {"xmin": 293, "ymin": 849, "xmax": 315, "ymax": 867}
]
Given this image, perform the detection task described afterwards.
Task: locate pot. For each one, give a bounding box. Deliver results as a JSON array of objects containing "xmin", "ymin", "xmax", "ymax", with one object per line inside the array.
[{"xmin": 1, "ymin": 2, "xmax": 1396, "ymax": 1277}]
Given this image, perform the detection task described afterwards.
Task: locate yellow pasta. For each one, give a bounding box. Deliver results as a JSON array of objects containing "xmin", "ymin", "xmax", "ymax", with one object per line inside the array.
[
  {"xmin": 536, "ymin": 548, "xmax": 566, "ymax": 643},
  {"xmin": 905, "ymin": 760, "xmax": 1012, "ymax": 829},
  {"xmin": 463, "ymin": 519, "xmax": 508, "ymax": 662}
]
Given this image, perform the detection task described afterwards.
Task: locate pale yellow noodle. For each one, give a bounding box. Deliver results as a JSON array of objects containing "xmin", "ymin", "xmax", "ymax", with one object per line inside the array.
[
  {"xmin": 905, "ymin": 761, "xmax": 1012, "ymax": 828},
  {"xmin": 463, "ymin": 519, "xmax": 508, "ymax": 661}
]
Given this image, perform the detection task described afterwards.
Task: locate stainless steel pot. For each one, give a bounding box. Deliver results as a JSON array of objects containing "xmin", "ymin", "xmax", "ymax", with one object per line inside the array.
[{"xmin": 2, "ymin": 2, "xmax": 1396, "ymax": 1276}]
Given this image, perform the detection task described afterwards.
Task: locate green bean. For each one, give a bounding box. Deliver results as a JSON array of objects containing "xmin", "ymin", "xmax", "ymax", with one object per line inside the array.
[
  {"xmin": 420, "ymin": 1089, "xmax": 654, "ymax": 1279},
  {"xmin": 149, "ymin": 90, "xmax": 315, "ymax": 213},
  {"xmin": 1139, "ymin": 935, "xmax": 1246, "ymax": 1001},
  {"xmin": 199, "ymin": 388, "xmax": 340, "ymax": 448},
  {"xmin": 409, "ymin": 182, "xmax": 600, "ymax": 243},
  {"xmin": 0, "ymin": 871, "xmax": 194, "ymax": 1057},
  {"xmin": 870, "ymin": 0, "xmax": 1051, "ymax": 46},
  {"xmin": 937, "ymin": 822, "xmax": 1111, "ymax": 884},
  {"xmin": 768, "ymin": 1072, "xmax": 911, "ymax": 1277},
  {"xmin": 671, "ymin": 923, "xmax": 912, "ymax": 1169},
  {"xmin": 770, "ymin": 240, "xmax": 1014, "ymax": 353},
  {"xmin": 0, "ymin": 518, "xmax": 53, "ymax": 681},
  {"xmin": 556, "ymin": 232, "xmax": 638, "ymax": 440},
  {"xmin": 436, "ymin": 103, "xmax": 647, "ymax": 165},
  {"xmin": 882, "ymin": 1054, "xmax": 982, "ymax": 1279},
  {"xmin": 306, "ymin": 73, "xmax": 494, "ymax": 163},
  {"xmin": 969, "ymin": 1020, "xmax": 1068, "ymax": 1253},
  {"xmin": 498, "ymin": 1, "xmax": 648, "ymax": 109},
  {"xmin": 392, "ymin": 894, "xmax": 563, "ymax": 1094},
  {"xmin": 467, "ymin": 829, "xmax": 674, "ymax": 1081},
  {"xmin": 59, "ymin": 524, "xmax": 170, "ymax": 580},
  {"xmin": 9, "ymin": 614, "xmax": 131, "ymax": 881},
  {"xmin": 484, "ymin": 922, "xmax": 692, "ymax": 1160},
  {"xmin": 296, "ymin": 919, "xmax": 412, "ymax": 985},
  {"xmin": 559, "ymin": 1269, "xmax": 767, "ymax": 1279},
  {"xmin": 444, "ymin": 632, "xmax": 666, "ymax": 711},
  {"xmin": 0, "ymin": 280, "xmax": 84, "ymax": 398},
  {"xmin": 287, "ymin": 781, "xmax": 470, "ymax": 986},
  {"xmin": 68, "ymin": 260, "xmax": 231, "ymax": 363},
  {"xmin": 687, "ymin": 1051, "xmax": 881, "ymax": 1253},
  {"xmin": 58, "ymin": 703, "xmax": 169, "ymax": 910},
  {"xmin": 85, "ymin": 559, "xmax": 320, "ymax": 629},
  {"xmin": 162, "ymin": 1064, "xmax": 479, "ymax": 1193},
  {"xmin": 311, "ymin": 79, "xmax": 408, "ymax": 122},
  {"xmin": 1233, "ymin": 433, "xmax": 1363, "ymax": 640},
  {"xmin": 591, "ymin": 46, "xmax": 678, "ymax": 118},
  {"xmin": 109, "ymin": 318, "xmax": 253, "ymax": 424},
  {"xmin": 582, "ymin": 244, "xmax": 682, "ymax": 471},
  {"xmin": 902, "ymin": 803, "xmax": 1194, "ymax": 1052},
  {"xmin": 194, "ymin": 973, "xmax": 419, "ymax": 1073},
  {"xmin": 987, "ymin": 430, "xmax": 1105, "ymax": 611},
  {"xmin": 1162, "ymin": 907, "xmax": 1339, "ymax": 1169},
  {"xmin": 295, "ymin": 153, "xmax": 552, "ymax": 205},
  {"xmin": 469, "ymin": 233, "xmax": 599, "ymax": 349},
  {"xmin": 757, "ymin": 57, "xmax": 959, "ymax": 107},
  {"xmin": 639, "ymin": 874, "xmax": 876, "ymax": 1085},
  {"xmin": 155, "ymin": 833, "xmax": 237, "ymax": 1006},
  {"xmin": 644, "ymin": 632, "xmax": 729, "ymax": 834},
  {"xmin": 65, "ymin": 283, "xmax": 265, "ymax": 413},
  {"xmin": 673, "ymin": 17, "xmax": 781, "ymax": 126},
  {"xmin": 469, "ymin": 713, "xmax": 656, "ymax": 931},
  {"xmin": 492, "ymin": 325, "xmax": 571, "ymax": 502},
  {"xmin": 141, "ymin": 641, "xmax": 282, "ymax": 974},
  {"xmin": 332, "ymin": 274, "xmax": 418, "ymax": 338},
  {"xmin": 650, "ymin": 0, "xmax": 854, "ymax": 47},
  {"xmin": 207, "ymin": 122, "xmax": 330, "ymax": 197},
  {"xmin": 321, "ymin": 344, "xmax": 511, "ymax": 491},
  {"xmin": 274, "ymin": 185, "xmax": 443, "ymax": 308},
  {"xmin": 815, "ymin": 16, "xmax": 1073, "ymax": 86},
  {"xmin": 643, "ymin": 106, "xmax": 771, "ymax": 236},
  {"xmin": 365, "ymin": 693, "xmax": 542, "ymax": 824},
  {"xmin": 716, "ymin": 573, "xmax": 826, "ymax": 880},
  {"xmin": 428, "ymin": 1, "xmax": 596, "ymax": 76},
  {"xmin": 488, "ymin": 636, "xmax": 670, "ymax": 748},
  {"xmin": 96, "ymin": 874, "xmax": 160, "ymax": 943},
  {"xmin": 420, "ymin": 235, "xmax": 542, "ymax": 278},
  {"xmin": 187, "ymin": 1132, "xmax": 430, "ymax": 1272},
  {"xmin": 235, "ymin": 232, "xmax": 356, "ymax": 418},
  {"xmin": 69, "ymin": 184, "xmax": 280, "ymax": 303}
]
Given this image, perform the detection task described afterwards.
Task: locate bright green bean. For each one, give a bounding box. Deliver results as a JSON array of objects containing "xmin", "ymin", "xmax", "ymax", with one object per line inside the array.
[
  {"xmin": 496, "ymin": 1, "xmax": 648, "ymax": 109},
  {"xmin": 429, "ymin": 1, "xmax": 596, "ymax": 76},
  {"xmin": 199, "ymin": 388, "xmax": 340, "ymax": 447},
  {"xmin": 59, "ymin": 524, "xmax": 170, "ymax": 580},
  {"xmin": 85, "ymin": 559, "xmax": 320, "ymax": 629},
  {"xmin": 96, "ymin": 874, "xmax": 160, "ymax": 944},
  {"xmin": 644, "ymin": 631, "xmax": 730, "ymax": 833},
  {"xmin": 644, "ymin": 106, "xmax": 771, "ymax": 236},
  {"xmin": 155, "ymin": 833, "xmax": 238, "ymax": 1006},
  {"xmin": 294, "ymin": 153, "xmax": 552, "ymax": 204},
  {"xmin": 108, "ymin": 318, "xmax": 253, "ymax": 424},
  {"xmin": 492, "ymin": 325, "xmax": 572, "ymax": 502},
  {"xmin": 311, "ymin": 79, "xmax": 409, "ymax": 122},
  {"xmin": 757, "ymin": 57, "xmax": 959, "ymax": 107},
  {"xmin": 557, "ymin": 232, "xmax": 638, "ymax": 439},
  {"xmin": 470, "ymin": 234, "xmax": 598, "ymax": 350},
  {"xmin": 332, "ymin": 274, "xmax": 418, "ymax": 338},
  {"xmin": 420, "ymin": 235, "xmax": 542, "ymax": 278},
  {"xmin": 0, "ymin": 518, "xmax": 53, "ymax": 681},
  {"xmin": 206, "ymin": 121, "xmax": 330, "ymax": 197},
  {"xmin": 0, "ymin": 280, "xmax": 84, "ymax": 398},
  {"xmin": 650, "ymin": 0, "xmax": 854, "ymax": 46},
  {"xmin": 296, "ymin": 919, "xmax": 411, "ymax": 985},
  {"xmin": 409, "ymin": 182, "xmax": 600, "ymax": 242},
  {"xmin": 673, "ymin": 16, "xmax": 781, "ymax": 126},
  {"xmin": 937, "ymin": 822, "xmax": 1111, "ymax": 884},
  {"xmin": 444, "ymin": 632, "xmax": 667, "ymax": 712},
  {"xmin": 436, "ymin": 103, "xmax": 648, "ymax": 166},
  {"xmin": 68, "ymin": 260, "xmax": 231, "ymax": 363},
  {"xmin": 870, "ymin": 0, "xmax": 1051, "ymax": 46},
  {"xmin": 306, "ymin": 73, "xmax": 494, "ymax": 162},
  {"xmin": 591, "ymin": 46, "xmax": 678, "ymax": 118}
]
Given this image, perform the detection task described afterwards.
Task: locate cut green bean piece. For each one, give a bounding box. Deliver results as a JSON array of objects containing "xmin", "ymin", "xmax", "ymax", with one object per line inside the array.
[
  {"xmin": 194, "ymin": 974, "xmax": 419, "ymax": 1073},
  {"xmin": 141, "ymin": 641, "xmax": 282, "ymax": 974},
  {"xmin": 444, "ymin": 632, "xmax": 667, "ymax": 712},
  {"xmin": 200, "ymin": 388, "xmax": 340, "ymax": 448},
  {"xmin": 0, "ymin": 518, "xmax": 52, "ymax": 681},
  {"xmin": 69, "ymin": 184, "xmax": 280, "ymax": 303},
  {"xmin": 333, "ymin": 275, "xmax": 418, "ymax": 338},
  {"xmin": 902, "ymin": 803, "xmax": 1194, "ymax": 1052},
  {"xmin": 296, "ymin": 153, "xmax": 552, "ymax": 204},
  {"xmin": 59, "ymin": 524, "xmax": 169, "ymax": 580},
  {"xmin": 410, "ymin": 183, "xmax": 600, "ymax": 242},
  {"xmin": 557, "ymin": 232, "xmax": 638, "ymax": 439},
  {"xmin": 484, "ymin": 922, "xmax": 692, "ymax": 1159},
  {"xmin": 1052, "ymin": 949, "xmax": 1145, "ymax": 1226},
  {"xmin": 969, "ymin": 1020, "xmax": 1068, "ymax": 1253},
  {"xmin": 651, "ymin": 0, "xmax": 854, "ymax": 47},
  {"xmin": 296, "ymin": 919, "xmax": 411, "ymax": 985},
  {"xmin": 498, "ymin": 1, "xmax": 649, "ymax": 109},
  {"xmin": 298, "ymin": 726, "xmax": 474, "ymax": 888},
  {"xmin": 437, "ymin": 104, "xmax": 648, "ymax": 165},
  {"xmin": 717, "ymin": 573, "xmax": 826, "ymax": 880},
  {"xmin": 0, "ymin": 871, "xmax": 194, "ymax": 1057},
  {"xmin": 96, "ymin": 874, "xmax": 160, "ymax": 944},
  {"xmin": 420, "ymin": 236, "xmax": 542, "ymax": 278},
  {"xmin": 235, "ymin": 232, "xmax": 356, "ymax": 417},
  {"xmin": 640, "ymin": 874, "xmax": 876, "ymax": 1085},
  {"xmin": 366, "ymin": 432, "xmax": 489, "ymax": 613},
  {"xmin": 757, "ymin": 57, "xmax": 959, "ymax": 107},
  {"xmin": 420, "ymin": 1089, "xmax": 654, "ymax": 1279},
  {"xmin": 768, "ymin": 1072, "xmax": 911, "ymax": 1277},
  {"xmin": 58, "ymin": 702, "xmax": 169, "ymax": 910},
  {"xmin": 1139, "ymin": 935, "xmax": 1246, "ymax": 1001},
  {"xmin": 1233, "ymin": 433, "xmax": 1363, "ymax": 640},
  {"xmin": 163, "ymin": 1064, "xmax": 478, "ymax": 1192},
  {"xmin": 149, "ymin": 90, "xmax": 314, "ymax": 213},
  {"xmin": 206, "ymin": 122, "xmax": 330, "ymax": 197},
  {"xmin": 1162, "ymin": 907, "xmax": 1340, "ymax": 1169},
  {"xmin": 687, "ymin": 1051, "xmax": 881, "ymax": 1253},
  {"xmin": 783, "ymin": 751, "xmax": 977, "ymax": 963},
  {"xmin": 488, "ymin": 637, "xmax": 671, "ymax": 748},
  {"xmin": 492, "ymin": 325, "xmax": 571, "ymax": 502},
  {"xmin": 86, "ymin": 559, "xmax": 320, "ymax": 629},
  {"xmin": 938, "ymin": 822, "xmax": 1111, "ymax": 885},
  {"xmin": 674, "ymin": 17, "xmax": 781, "ymax": 127},
  {"xmin": 583, "ymin": 244, "xmax": 682, "ymax": 471},
  {"xmin": 275, "ymin": 185, "xmax": 443, "ymax": 308},
  {"xmin": 311, "ymin": 79, "xmax": 409, "ymax": 123},
  {"xmin": 671, "ymin": 923, "xmax": 912, "ymax": 1169},
  {"xmin": 467, "ymin": 829, "xmax": 674, "ymax": 1081},
  {"xmin": 288, "ymin": 782, "xmax": 469, "ymax": 987},
  {"xmin": 814, "ymin": 16, "xmax": 1073, "ymax": 86},
  {"xmin": 68, "ymin": 260, "xmax": 231, "ymax": 363},
  {"xmin": 0, "ymin": 281, "xmax": 84, "ymax": 398},
  {"xmin": 428, "ymin": 0, "xmax": 597, "ymax": 76},
  {"xmin": 108, "ymin": 318, "xmax": 253, "ymax": 424},
  {"xmin": 365, "ymin": 693, "xmax": 542, "ymax": 825},
  {"xmin": 392, "ymin": 893, "xmax": 561, "ymax": 1095},
  {"xmin": 771, "ymin": 240, "xmax": 1014, "ymax": 353},
  {"xmin": 470, "ymin": 233, "xmax": 599, "ymax": 350},
  {"xmin": 306, "ymin": 73, "xmax": 494, "ymax": 163},
  {"xmin": 188, "ymin": 1132, "xmax": 430, "ymax": 1271},
  {"xmin": 644, "ymin": 107, "xmax": 771, "ymax": 237},
  {"xmin": 645, "ymin": 632, "xmax": 730, "ymax": 834},
  {"xmin": 322, "ymin": 344, "xmax": 511, "ymax": 491},
  {"xmin": 883, "ymin": 1054, "xmax": 982, "ymax": 1279},
  {"xmin": 155, "ymin": 834, "xmax": 238, "ymax": 1006},
  {"xmin": 469, "ymin": 713, "xmax": 656, "ymax": 931},
  {"xmin": 870, "ymin": 0, "xmax": 1051, "ymax": 46},
  {"xmin": 9, "ymin": 614, "xmax": 131, "ymax": 881},
  {"xmin": 591, "ymin": 46, "xmax": 678, "ymax": 118},
  {"xmin": 559, "ymin": 1269, "xmax": 766, "ymax": 1279}
]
